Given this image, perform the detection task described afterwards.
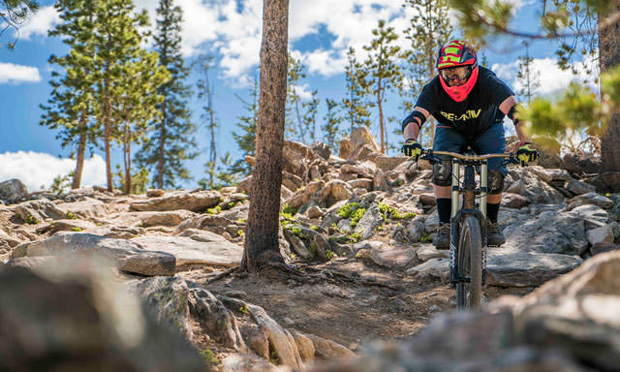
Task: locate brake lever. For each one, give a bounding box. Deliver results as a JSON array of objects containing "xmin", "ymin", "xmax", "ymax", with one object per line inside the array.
[{"xmin": 421, "ymin": 154, "xmax": 442, "ymax": 164}]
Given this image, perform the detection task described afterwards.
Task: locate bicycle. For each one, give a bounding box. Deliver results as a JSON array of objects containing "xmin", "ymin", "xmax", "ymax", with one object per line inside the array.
[{"xmin": 420, "ymin": 148, "xmax": 519, "ymax": 310}]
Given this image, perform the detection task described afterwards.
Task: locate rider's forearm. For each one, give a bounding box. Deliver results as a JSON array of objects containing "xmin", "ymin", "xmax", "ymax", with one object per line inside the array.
[
  {"xmin": 403, "ymin": 122, "xmax": 420, "ymax": 140},
  {"xmin": 515, "ymin": 122, "xmax": 530, "ymax": 144}
]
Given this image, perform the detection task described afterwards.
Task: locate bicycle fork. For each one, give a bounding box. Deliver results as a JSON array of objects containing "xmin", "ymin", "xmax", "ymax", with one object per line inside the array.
[{"xmin": 449, "ymin": 159, "xmax": 489, "ymax": 285}]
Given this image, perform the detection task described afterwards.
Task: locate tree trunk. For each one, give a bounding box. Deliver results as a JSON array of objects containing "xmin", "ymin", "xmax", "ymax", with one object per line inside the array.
[
  {"xmin": 158, "ymin": 100, "xmax": 166, "ymax": 189},
  {"xmin": 124, "ymin": 123, "xmax": 132, "ymax": 195},
  {"xmin": 242, "ymin": 0, "xmax": 289, "ymax": 273},
  {"xmin": 599, "ymin": 4, "xmax": 620, "ymax": 172},
  {"xmin": 377, "ymin": 79, "xmax": 384, "ymax": 154},
  {"xmin": 72, "ymin": 113, "xmax": 88, "ymax": 189},
  {"xmin": 104, "ymin": 94, "xmax": 113, "ymax": 192}
]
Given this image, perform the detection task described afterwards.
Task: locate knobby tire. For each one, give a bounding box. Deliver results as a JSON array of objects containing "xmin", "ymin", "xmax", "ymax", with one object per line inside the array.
[{"xmin": 456, "ymin": 216, "xmax": 483, "ymax": 310}]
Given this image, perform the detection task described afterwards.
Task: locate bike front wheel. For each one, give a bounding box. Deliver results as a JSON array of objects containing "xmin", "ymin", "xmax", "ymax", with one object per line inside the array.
[{"xmin": 456, "ymin": 215, "xmax": 483, "ymax": 310}]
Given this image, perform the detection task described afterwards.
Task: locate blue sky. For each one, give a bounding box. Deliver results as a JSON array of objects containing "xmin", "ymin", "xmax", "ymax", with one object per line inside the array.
[{"xmin": 0, "ymin": 0, "xmax": 597, "ymax": 191}]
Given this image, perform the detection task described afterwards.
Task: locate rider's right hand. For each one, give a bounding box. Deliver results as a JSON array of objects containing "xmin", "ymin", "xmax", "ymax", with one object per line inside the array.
[{"xmin": 402, "ymin": 138, "xmax": 422, "ymax": 161}]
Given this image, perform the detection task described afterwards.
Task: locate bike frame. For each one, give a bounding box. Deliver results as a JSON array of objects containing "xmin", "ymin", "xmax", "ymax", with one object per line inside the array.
[{"xmin": 421, "ymin": 150, "xmax": 516, "ymax": 285}]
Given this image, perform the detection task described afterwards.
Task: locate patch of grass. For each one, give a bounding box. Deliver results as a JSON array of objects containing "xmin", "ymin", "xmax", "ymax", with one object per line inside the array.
[
  {"xmin": 378, "ymin": 203, "xmax": 416, "ymax": 221},
  {"xmin": 269, "ymin": 350, "xmax": 280, "ymax": 365},
  {"xmin": 66, "ymin": 212, "xmax": 76, "ymax": 220},
  {"xmin": 282, "ymin": 203, "xmax": 297, "ymax": 216},
  {"xmin": 71, "ymin": 227, "xmax": 83, "ymax": 232},
  {"xmin": 325, "ymin": 250, "xmax": 334, "ymax": 260},
  {"xmin": 337, "ymin": 202, "xmax": 361, "ymax": 219},
  {"xmin": 238, "ymin": 305, "xmax": 249, "ymax": 315},
  {"xmin": 25, "ymin": 215, "xmax": 39, "ymax": 225},
  {"xmin": 287, "ymin": 225, "xmax": 308, "ymax": 240},
  {"xmin": 349, "ymin": 208, "xmax": 366, "ymax": 228},
  {"xmin": 207, "ymin": 205, "xmax": 221, "ymax": 214},
  {"xmin": 346, "ymin": 232, "xmax": 362, "ymax": 243},
  {"xmin": 200, "ymin": 348, "xmax": 218, "ymax": 366},
  {"xmin": 310, "ymin": 225, "xmax": 319, "ymax": 231},
  {"xmin": 420, "ymin": 231, "xmax": 432, "ymax": 243}
]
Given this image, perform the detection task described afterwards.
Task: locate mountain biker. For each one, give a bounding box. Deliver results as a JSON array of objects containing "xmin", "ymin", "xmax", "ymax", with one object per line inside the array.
[{"xmin": 401, "ymin": 39, "xmax": 538, "ymax": 249}]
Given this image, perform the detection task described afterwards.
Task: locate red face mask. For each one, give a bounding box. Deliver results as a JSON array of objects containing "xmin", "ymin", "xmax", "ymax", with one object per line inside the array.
[{"xmin": 439, "ymin": 65, "xmax": 479, "ymax": 102}]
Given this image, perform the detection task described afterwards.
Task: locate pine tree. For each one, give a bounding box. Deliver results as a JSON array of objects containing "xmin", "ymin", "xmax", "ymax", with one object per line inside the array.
[
  {"xmin": 92, "ymin": 0, "xmax": 168, "ymax": 192},
  {"xmin": 0, "ymin": 0, "xmax": 39, "ymax": 48},
  {"xmin": 322, "ymin": 98, "xmax": 341, "ymax": 151},
  {"xmin": 195, "ymin": 55, "xmax": 219, "ymax": 189},
  {"xmin": 302, "ymin": 89, "xmax": 319, "ymax": 143},
  {"xmin": 41, "ymin": 0, "xmax": 99, "ymax": 190},
  {"xmin": 402, "ymin": 0, "xmax": 453, "ymax": 146},
  {"xmin": 341, "ymin": 47, "xmax": 372, "ymax": 134},
  {"xmin": 231, "ymin": 75, "xmax": 259, "ymax": 176},
  {"xmin": 286, "ymin": 54, "xmax": 308, "ymax": 143},
  {"xmin": 516, "ymin": 41, "xmax": 541, "ymax": 104},
  {"xmin": 136, "ymin": 0, "xmax": 196, "ymax": 190},
  {"xmin": 361, "ymin": 20, "xmax": 403, "ymax": 154}
]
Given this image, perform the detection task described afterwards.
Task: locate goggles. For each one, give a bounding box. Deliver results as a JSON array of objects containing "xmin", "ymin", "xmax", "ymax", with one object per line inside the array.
[{"xmin": 439, "ymin": 65, "xmax": 472, "ymax": 86}]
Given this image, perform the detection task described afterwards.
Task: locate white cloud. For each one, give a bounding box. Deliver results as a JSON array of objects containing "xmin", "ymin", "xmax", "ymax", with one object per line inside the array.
[
  {"xmin": 0, "ymin": 152, "xmax": 106, "ymax": 192},
  {"xmin": 0, "ymin": 63, "xmax": 41, "ymax": 84},
  {"xmin": 18, "ymin": 5, "xmax": 60, "ymax": 40},
  {"xmin": 492, "ymin": 57, "xmax": 596, "ymax": 96}
]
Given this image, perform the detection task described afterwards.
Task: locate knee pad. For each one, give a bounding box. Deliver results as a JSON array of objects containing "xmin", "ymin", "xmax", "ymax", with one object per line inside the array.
[
  {"xmin": 432, "ymin": 160, "xmax": 452, "ymax": 186},
  {"xmin": 488, "ymin": 170, "xmax": 505, "ymax": 194}
]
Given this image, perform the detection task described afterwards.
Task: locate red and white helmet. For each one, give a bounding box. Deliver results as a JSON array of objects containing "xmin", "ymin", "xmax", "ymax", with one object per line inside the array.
[{"xmin": 436, "ymin": 40, "xmax": 479, "ymax": 102}]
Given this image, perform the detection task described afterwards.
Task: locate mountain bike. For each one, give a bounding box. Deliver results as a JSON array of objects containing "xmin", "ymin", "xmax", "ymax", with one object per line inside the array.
[{"xmin": 421, "ymin": 149, "xmax": 518, "ymax": 310}]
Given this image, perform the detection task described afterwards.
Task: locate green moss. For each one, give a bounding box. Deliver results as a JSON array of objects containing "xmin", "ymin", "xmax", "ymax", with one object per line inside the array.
[
  {"xmin": 310, "ymin": 225, "xmax": 319, "ymax": 231},
  {"xmin": 378, "ymin": 203, "xmax": 416, "ymax": 221},
  {"xmin": 71, "ymin": 227, "xmax": 83, "ymax": 232},
  {"xmin": 349, "ymin": 208, "xmax": 366, "ymax": 227},
  {"xmin": 281, "ymin": 203, "xmax": 297, "ymax": 215},
  {"xmin": 200, "ymin": 349, "xmax": 218, "ymax": 366},
  {"xmin": 25, "ymin": 215, "xmax": 39, "ymax": 225},
  {"xmin": 288, "ymin": 225, "xmax": 308, "ymax": 240},
  {"xmin": 420, "ymin": 231, "xmax": 432, "ymax": 243},
  {"xmin": 337, "ymin": 202, "xmax": 361, "ymax": 219},
  {"xmin": 207, "ymin": 205, "xmax": 221, "ymax": 214},
  {"xmin": 347, "ymin": 232, "xmax": 362, "ymax": 243},
  {"xmin": 238, "ymin": 305, "xmax": 249, "ymax": 315},
  {"xmin": 325, "ymin": 250, "xmax": 334, "ymax": 260},
  {"xmin": 66, "ymin": 211, "xmax": 76, "ymax": 220}
]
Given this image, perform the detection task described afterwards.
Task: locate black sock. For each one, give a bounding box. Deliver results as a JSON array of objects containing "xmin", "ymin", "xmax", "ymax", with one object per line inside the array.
[
  {"xmin": 436, "ymin": 198, "xmax": 452, "ymax": 224},
  {"xmin": 487, "ymin": 202, "xmax": 500, "ymax": 223}
]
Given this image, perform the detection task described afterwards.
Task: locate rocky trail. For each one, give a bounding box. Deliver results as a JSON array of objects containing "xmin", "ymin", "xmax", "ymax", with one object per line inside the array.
[{"xmin": 1, "ymin": 127, "xmax": 620, "ymax": 371}]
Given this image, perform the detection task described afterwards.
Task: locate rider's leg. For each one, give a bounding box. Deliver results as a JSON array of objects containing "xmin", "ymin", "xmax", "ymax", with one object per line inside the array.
[
  {"xmin": 473, "ymin": 123, "xmax": 507, "ymax": 245},
  {"xmin": 432, "ymin": 127, "xmax": 466, "ymax": 249}
]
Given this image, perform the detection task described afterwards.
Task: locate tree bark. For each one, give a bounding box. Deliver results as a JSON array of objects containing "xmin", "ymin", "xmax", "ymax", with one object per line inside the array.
[
  {"xmin": 599, "ymin": 3, "xmax": 620, "ymax": 172},
  {"xmin": 72, "ymin": 112, "xmax": 88, "ymax": 190},
  {"xmin": 242, "ymin": 0, "xmax": 289, "ymax": 273},
  {"xmin": 158, "ymin": 99, "xmax": 166, "ymax": 189}
]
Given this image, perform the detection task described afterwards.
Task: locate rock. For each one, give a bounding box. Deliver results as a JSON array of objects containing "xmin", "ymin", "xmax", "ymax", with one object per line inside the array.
[
  {"xmin": 587, "ymin": 224, "xmax": 614, "ymax": 245},
  {"xmin": 0, "ymin": 265, "xmax": 204, "ymax": 371},
  {"xmin": 129, "ymin": 190, "xmax": 221, "ymax": 212},
  {"xmin": 177, "ymin": 213, "xmax": 244, "ymax": 237},
  {"xmin": 338, "ymin": 137, "xmax": 353, "ymax": 159},
  {"xmin": 314, "ymin": 180, "xmax": 353, "ymax": 208},
  {"xmin": 146, "ymin": 189, "xmax": 165, "ymax": 197},
  {"xmin": 372, "ymin": 168, "xmax": 389, "ymax": 192},
  {"xmin": 220, "ymin": 354, "xmax": 280, "ymax": 372},
  {"xmin": 138, "ymin": 210, "xmax": 197, "ymax": 227},
  {"xmin": 306, "ymin": 205, "xmax": 324, "ymax": 219},
  {"xmin": 406, "ymin": 257, "xmax": 450, "ymax": 281},
  {"xmin": 502, "ymin": 210, "xmax": 588, "ymax": 255},
  {"xmin": 502, "ymin": 193, "xmax": 529, "ymax": 209},
  {"xmin": 0, "ymin": 179, "xmax": 28, "ymax": 204},
  {"xmin": 57, "ymin": 197, "xmax": 108, "ymax": 218},
  {"xmin": 177, "ymin": 228, "xmax": 230, "ymax": 243},
  {"xmin": 586, "ymin": 172, "xmax": 620, "ymax": 193},
  {"xmin": 127, "ymin": 276, "xmax": 193, "ymax": 338},
  {"xmin": 283, "ymin": 140, "xmax": 318, "ymax": 178},
  {"xmin": 282, "ymin": 171, "xmax": 304, "ymax": 192},
  {"xmin": 374, "ymin": 155, "xmax": 409, "ymax": 172},
  {"xmin": 11, "ymin": 232, "xmax": 176, "ymax": 276},
  {"xmin": 416, "ymin": 245, "xmax": 449, "ymax": 262},
  {"xmin": 14, "ymin": 199, "xmax": 68, "ymax": 224},
  {"xmin": 348, "ymin": 144, "xmax": 378, "ymax": 162},
  {"xmin": 311, "ymin": 142, "xmax": 331, "ymax": 160},
  {"xmin": 564, "ymin": 178, "xmax": 597, "ymax": 196},
  {"xmin": 590, "ymin": 242, "xmax": 620, "ymax": 255},
  {"xmin": 365, "ymin": 243, "xmax": 416, "ymax": 270},
  {"xmin": 346, "ymin": 178, "xmax": 373, "ymax": 191},
  {"xmin": 340, "ymin": 161, "xmax": 377, "ymax": 179},
  {"xmin": 190, "ymin": 290, "xmax": 246, "ymax": 351},
  {"xmin": 506, "ymin": 168, "xmax": 565, "ymax": 204},
  {"xmin": 282, "ymin": 225, "xmax": 329, "ymax": 261},
  {"xmin": 284, "ymin": 180, "xmax": 325, "ymax": 210},
  {"xmin": 304, "ymin": 333, "xmax": 356, "ymax": 360},
  {"xmin": 35, "ymin": 219, "xmax": 97, "ymax": 234},
  {"xmin": 353, "ymin": 205, "xmax": 383, "ymax": 239},
  {"xmin": 567, "ymin": 191, "xmax": 614, "ymax": 210},
  {"xmin": 405, "ymin": 216, "xmax": 426, "ymax": 243},
  {"xmin": 562, "ymin": 154, "xmax": 600, "ymax": 175},
  {"xmin": 133, "ymin": 235, "xmax": 243, "ymax": 268},
  {"xmin": 350, "ymin": 126, "xmax": 380, "ymax": 152},
  {"xmin": 486, "ymin": 251, "xmax": 583, "ymax": 287}
]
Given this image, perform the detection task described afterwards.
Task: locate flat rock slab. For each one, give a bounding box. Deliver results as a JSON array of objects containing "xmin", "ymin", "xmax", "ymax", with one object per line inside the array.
[
  {"xmin": 486, "ymin": 251, "xmax": 583, "ymax": 287},
  {"xmin": 11, "ymin": 232, "xmax": 175, "ymax": 276},
  {"xmin": 57, "ymin": 197, "xmax": 108, "ymax": 218},
  {"xmin": 129, "ymin": 190, "xmax": 221, "ymax": 212},
  {"xmin": 365, "ymin": 243, "xmax": 417, "ymax": 270},
  {"xmin": 134, "ymin": 235, "xmax": 242, "ymax": 268}
]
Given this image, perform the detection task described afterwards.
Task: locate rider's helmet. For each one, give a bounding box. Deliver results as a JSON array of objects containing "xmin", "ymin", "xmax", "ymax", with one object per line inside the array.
[{"xmin": 436, "ymin": 39, "xmax": 479, "ymax": 102}]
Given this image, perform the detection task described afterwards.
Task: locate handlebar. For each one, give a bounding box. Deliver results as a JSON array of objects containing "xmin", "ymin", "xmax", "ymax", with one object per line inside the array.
[{"xmin": 420, "ymin": 149, "xmax": 519, "ymax": 166}]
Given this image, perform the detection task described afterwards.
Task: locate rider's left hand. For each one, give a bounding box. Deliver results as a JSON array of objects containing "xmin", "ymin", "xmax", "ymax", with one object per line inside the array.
[{"xmin": 516, "ymin": 142, "xmax": 539, "ymax": 166}]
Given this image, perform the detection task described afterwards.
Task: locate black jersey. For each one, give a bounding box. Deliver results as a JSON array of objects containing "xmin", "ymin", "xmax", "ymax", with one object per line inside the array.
[{"xmin": 414, "ymin": 66, "xmax": 514, "ymax": 137}]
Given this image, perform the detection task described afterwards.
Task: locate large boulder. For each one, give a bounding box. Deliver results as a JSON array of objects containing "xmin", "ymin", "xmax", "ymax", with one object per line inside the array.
[
  {"xmin": 14, "ymin": 199, "xmax": 67, "ymax": 224},
  {"xmin": 0, "ymin": 179, "xmax": 28, "ymax": 204},
  {"xmin": 129, "ymin": 190, "xmax": 221, "ymax": 212},
  {"xmin": 0, "ymin": 265, "xmax": 204, "ymax": 371},
  {"xmin": 11, "ymin": 232, "xmax": 176, "ymax": 276}
]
